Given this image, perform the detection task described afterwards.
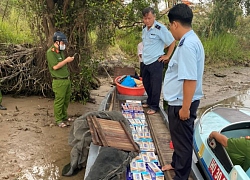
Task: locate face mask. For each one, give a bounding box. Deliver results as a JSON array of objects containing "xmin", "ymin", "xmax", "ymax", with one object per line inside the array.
[{"xmin": 59, "ymin": 44, "xmax": 66, "ymax": 51}]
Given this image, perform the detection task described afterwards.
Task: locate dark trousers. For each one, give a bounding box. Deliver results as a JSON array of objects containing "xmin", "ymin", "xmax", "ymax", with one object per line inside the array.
[
  {"xmin": 167, "ymin": 100, "xmax": 200, "ymax": 180},
  {"xmin": 142, "ymin": 60, "xmax": 164, "ymax": 111},
  {"xmin": 139, "ymin": 62, "xmax": 145, "ymax": 77}
]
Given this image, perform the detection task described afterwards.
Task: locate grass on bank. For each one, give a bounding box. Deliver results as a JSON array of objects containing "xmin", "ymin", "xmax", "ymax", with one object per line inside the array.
[
  {"xmin": 202, "ymin": 33, "xmax": 249, "ymax": 66},
  {"xmin": 1, "ymin": 6, "xmax": 249, "ymax": 68},
  {"xmin": 0, "ymin": 9, "xmax": 34, "ymax": 44},
  {"xmin": 115, "ymin": 28, "xmax": 142, "ymax": 63},
  {"xmin": 115, "ymin": 28, "xmax": 250, "ymax": 67}
]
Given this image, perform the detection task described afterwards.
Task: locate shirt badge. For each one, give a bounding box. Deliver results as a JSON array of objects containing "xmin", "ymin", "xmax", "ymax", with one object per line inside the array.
[{"xmin": 178, "ymin": 38, "xmax": 185, "ymax": 47}]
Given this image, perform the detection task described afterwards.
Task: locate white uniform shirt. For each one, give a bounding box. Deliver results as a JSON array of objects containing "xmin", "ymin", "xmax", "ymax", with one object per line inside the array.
[
  {"xmin": 142, "ymin": 20, "xmax": 174, "ymax": 65},
  {"xmin": 163, "ymin": 30, "xmax": 205, "ymax": 105}
]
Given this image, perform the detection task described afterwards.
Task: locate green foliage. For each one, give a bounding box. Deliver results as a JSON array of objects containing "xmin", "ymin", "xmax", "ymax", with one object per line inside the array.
[
  {"xmin": 0, "ymin": 3, "xmax": 34, "ymax": 44},
  {"xmin": 115, "ymin": 11, "xmax": 167, "ymax": 63},
  {"xmin": 70, "ymin": 54, "xmax": 98, "ymax": 103},
  {"xmin": 116, "ymin": 27, "xmax": 141, "ymax": 57},
  {"xmin": 202, "ymin": 33, "xmax": 247, "ymax": 66},
  {"xmin": 193, "ymin": 2, "xmax": 250, "ymax": 67},
  {"xmin": 235, "ymin": 16, "xmax": 250, "ymax": 48},
  {"xmin": 2, "ymin": 0, "xmax": 250, "ymax": 100},
  {"xmin": 41, "ymin": 0, "xmax": 157, "ymax": 101},
  {"xmin": 205, "ymin": 0, "xmax": 242, "ymax": 37}
]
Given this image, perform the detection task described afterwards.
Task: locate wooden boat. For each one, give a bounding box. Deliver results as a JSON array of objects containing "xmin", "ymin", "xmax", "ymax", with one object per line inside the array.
[
  {"xmin": 93, "ymin": 86, "xmax": 203, "ymax": 180},
  {"xmin": 193, "ymin": 104, "xmax": 250, "ymax": 180}
]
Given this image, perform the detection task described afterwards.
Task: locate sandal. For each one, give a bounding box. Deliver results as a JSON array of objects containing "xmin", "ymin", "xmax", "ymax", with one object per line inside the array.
[
  {"xmin": 58, "ymin": 122, "xmax": 67, "ymax": 128},
  {"xmin": 147, "ymin": 109, "xmax": 156, "ymax": 115},
  {"xmin": 67, "ymin": 118, "xmax": 74, "ymax": 122}
]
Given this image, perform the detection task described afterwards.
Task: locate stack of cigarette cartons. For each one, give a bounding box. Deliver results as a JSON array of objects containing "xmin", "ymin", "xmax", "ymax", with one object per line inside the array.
[{"xmin": 121, "ymin": 100, "xmax": 164, "ymax": 180}]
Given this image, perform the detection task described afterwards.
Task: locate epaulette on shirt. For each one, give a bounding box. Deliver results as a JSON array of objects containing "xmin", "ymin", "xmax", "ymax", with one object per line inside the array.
[
  {"xmin": 178, "ymin": 38, "xmax": 185, "ymax": 47},
  {"xmin": 51, "ymin": 47, "xmax": 59, "ymax": 54},
  {"xmin": 155, "ymin": 24, "xmax": 161, "ymax": 30}
]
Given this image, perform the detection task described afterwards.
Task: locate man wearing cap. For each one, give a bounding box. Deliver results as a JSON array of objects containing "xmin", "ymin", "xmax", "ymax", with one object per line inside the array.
[{"xmin": 46, "ymin": 31, "xmax": 74, "ymax": 128}]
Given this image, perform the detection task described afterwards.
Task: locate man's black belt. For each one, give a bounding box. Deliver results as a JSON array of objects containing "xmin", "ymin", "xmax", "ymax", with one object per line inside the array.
[{"xmin": 53, "ymin": 77, "xmax": 69, "ymax": 80}]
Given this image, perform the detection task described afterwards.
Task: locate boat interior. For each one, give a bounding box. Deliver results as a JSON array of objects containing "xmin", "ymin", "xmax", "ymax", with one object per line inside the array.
[
  {"xmin": 207, "ymin": 121, "xmax": 250, "ymax": 175},
  {"xmin": 207, "ymin": 138, "xmax": 233, "ymax": 173}
]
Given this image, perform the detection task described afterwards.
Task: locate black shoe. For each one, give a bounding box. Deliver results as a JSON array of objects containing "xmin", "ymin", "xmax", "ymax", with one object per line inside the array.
[{"xmin": 0, "ymin": 105, "xmax": 7, "ymax": 110}]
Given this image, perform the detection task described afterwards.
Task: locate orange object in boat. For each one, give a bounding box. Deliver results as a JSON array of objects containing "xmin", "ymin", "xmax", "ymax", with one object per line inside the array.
[{"xmin": 115, "ymin": 76, "xmax": 145, "ymax": 96}]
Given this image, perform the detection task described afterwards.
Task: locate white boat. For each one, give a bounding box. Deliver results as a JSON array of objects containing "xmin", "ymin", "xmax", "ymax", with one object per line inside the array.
[{"xmin": 193, "ymin": 104, "xmax": 250, "ymax": 180}]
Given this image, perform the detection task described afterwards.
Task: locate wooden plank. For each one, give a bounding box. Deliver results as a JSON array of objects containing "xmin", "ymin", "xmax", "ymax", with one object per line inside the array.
[
  {"xmin": 97, "ymin": 118, "xmax": 139, "ymax": 152},
  {"xmin": 146, "ymin": 111, "xmax": 193, "ymax": 180},
  {"xmin": 87, "ymin": 116, "xmax": 139, "ymax": 152},
  {"xmin": 86, "ymin": 116, "xmax": 102, "ymax": 145},
  {"xmin": 91, "ymin": 116, "xmax": 109, "ymax": 146},
  {"xmin": 145, "ymin": 112, "xmax": 174, "ymax": 180}
]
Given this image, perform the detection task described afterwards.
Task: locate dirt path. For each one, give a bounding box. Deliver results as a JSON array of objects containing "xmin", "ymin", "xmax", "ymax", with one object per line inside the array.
[{"xmin": 0, "ymin": 67, "xmax": 250, "ymax": 179}]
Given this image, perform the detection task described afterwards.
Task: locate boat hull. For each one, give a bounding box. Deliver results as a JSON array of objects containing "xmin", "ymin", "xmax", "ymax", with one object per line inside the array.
[
  {"xmin": 98, "ymin": 86, "xmax": 203, "ymax": 180},
  {"xmin": 193, "ymin": 106, "xmax": 250, "ymax": 180}
]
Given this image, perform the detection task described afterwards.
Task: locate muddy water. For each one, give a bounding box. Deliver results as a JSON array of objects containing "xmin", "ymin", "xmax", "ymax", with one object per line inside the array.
[
  {"xmin": 19, "ymin": 163, "xmax": 60, "ymax": 179},
  {"xmin": 198, "ymin": 89, "xmax": 250, "ymax": 117},
  {"xmin": 2, "ymin": 124, "xmax": 86, "ymax": 180}
]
